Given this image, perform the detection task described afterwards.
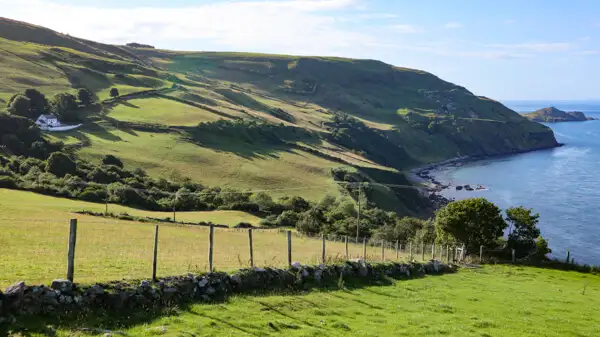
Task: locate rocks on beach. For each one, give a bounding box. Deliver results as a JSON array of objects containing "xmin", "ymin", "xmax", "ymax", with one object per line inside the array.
[{"xmin": 415, "ymin": 159, "xmax": 487, "ymax": 203}]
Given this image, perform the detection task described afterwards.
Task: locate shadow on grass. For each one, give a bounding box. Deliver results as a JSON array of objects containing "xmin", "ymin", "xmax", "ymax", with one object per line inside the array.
[{"xmin": 3, "ymin": 271, "xmax": 455, "ymax": 336}]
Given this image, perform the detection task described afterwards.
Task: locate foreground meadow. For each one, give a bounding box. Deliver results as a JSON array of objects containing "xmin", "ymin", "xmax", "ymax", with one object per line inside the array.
[{"xmin": 11, "ymin": 265, "xmax": 600, "ymax": 337}]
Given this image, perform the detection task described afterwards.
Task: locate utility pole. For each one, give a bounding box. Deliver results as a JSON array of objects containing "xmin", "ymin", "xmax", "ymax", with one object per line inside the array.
[{"xmin": 356, "ymin": 184, "xmax": 361, "ymax": 241}]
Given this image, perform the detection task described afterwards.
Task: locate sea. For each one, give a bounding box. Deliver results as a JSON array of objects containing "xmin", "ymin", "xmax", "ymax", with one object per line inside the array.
[{"xmin": 431, "ymin": 100, "xmax": 600, "ymax": 265}]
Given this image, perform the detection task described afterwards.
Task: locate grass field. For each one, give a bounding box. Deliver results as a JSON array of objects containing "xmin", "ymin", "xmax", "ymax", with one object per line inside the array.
[
  {"xmin": 0, "ymin": 189, "xmax": 407, "ymax": 288},
  {"xmin": 74, "ymin": 127, "xmax": 345, "ymax": 201},
  {"xmin": 106, "ymin": 97, "xmax": 225, "ymax": 126},
  {"xmin": 15, "ymin": 265, "xmax": 600, "ymax": 336}
]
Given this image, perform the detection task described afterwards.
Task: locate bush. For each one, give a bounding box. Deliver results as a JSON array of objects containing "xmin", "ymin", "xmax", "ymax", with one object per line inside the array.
[
  {"xmin": 296, "ymin": 208, "xmax": 325, "ymax": 234},
  {"xmin": 77, "ymin": 88, "xmax": 93, "ymax": 106},
  {"xmin": 276, "ymin": 210, "xmax": 299, "ymax": 227},
  {"xmin": 0, "ymin": 176, "xmax": 17, "ymax": 188},
  {"xmin": 45, "ymin": 152, "xmax": 77, "ymax": 177},
  {"xmin": 8, "ymin": 95, "xmax": 32, "ymax": 118},
  {"xmin": 110, "ymin": 88, "xmax": 120, "ymax": 98}
]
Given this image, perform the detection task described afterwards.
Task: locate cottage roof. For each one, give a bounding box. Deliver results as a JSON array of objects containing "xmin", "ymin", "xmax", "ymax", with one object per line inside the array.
[{"xmin": 38, "ymin": 114, "xmax": 57, "ymax": 119}]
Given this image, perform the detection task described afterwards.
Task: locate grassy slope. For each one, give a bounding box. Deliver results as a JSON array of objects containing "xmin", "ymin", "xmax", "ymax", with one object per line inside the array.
[
  {"xmin": 0, "ymin": 17, "xmax": 557, "ymax": 212},
  {"xmin": 0, "ymin": 189, "xmax": 404, "ymax": 288},
  {"xmin": 17, "ymin": 265, "xmax": 600, "ymax": 336}
]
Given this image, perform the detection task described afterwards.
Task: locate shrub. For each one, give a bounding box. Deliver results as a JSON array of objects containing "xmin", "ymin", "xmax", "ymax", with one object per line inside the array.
[
  {"xmin": 8, "ymin": 95, "xmax": 32, "ymax": 118},
  {"xmin": 276, "ymin": 210, "xmax": 299, "ymax": 227},
  {"xmin": 24, "ymin": 88, "xmax": 49, "ymax": 115},
  {"xmin": 45, "ymin": 152, "xmax": 77, "ymax": 177},
  {"xmin": 296, "ymin": 208, "xmax": 325, "ymax": 234},
  {"xmin": 77, "ymin": 88, "xmax": 93, "ymax": 106},
  {"xmin": 0, "ymin": 176, "xmax": 17, "ymax": 188},
  {"xmin": 110, "ymin": 88, "xmax": 120, "ymax": 98}
]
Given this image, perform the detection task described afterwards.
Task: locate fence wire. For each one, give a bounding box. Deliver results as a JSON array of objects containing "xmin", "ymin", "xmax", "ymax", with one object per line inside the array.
[{"xmin": 0, "ymin": 217, "xmax": 465, "ymax": 288}]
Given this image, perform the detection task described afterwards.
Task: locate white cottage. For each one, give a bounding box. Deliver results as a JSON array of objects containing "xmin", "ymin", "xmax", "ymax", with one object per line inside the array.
[{"xmin": 35, "ymin": 114, "xmax": 61, "ymax": 128}]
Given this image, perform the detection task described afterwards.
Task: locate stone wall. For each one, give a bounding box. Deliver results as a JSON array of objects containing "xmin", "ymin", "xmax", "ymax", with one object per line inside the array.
[{"xmin": 0, "ymin": 260, "xmax": 453, "ymax": 325}]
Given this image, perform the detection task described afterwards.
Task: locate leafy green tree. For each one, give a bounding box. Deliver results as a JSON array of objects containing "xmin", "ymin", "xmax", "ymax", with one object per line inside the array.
[
  {"xmin": 109, "ymin": 88, "xmax": 120, "ymax": 98},
  {"xmin": 506, "ymin": 206, "xmax": 542, "ymax": 258},
  {"xmin": 414, "ymin": 219, "xmax": 436, "ymax": 243},
  {"xmin": 101, "ymin": 154, "xmax": 124, "ymax": 168},
  {"xmin": 77, "ymin": 88, "xmax": 93, "ymax": 106},
  {"xmin": 51, "ymin": 93, "xmax": 79, "ymax": 122},
  {"xmin": 24, "ymin": 89, "xmax": 49, "ymax": 115},
  {"xmin": 8, "ymin": 95, "xmax": 31, "ymax": 118},
  {"xmin": 249, "ymin": 192, "xmax": 274, "ymax": 213},
  {"xmin": 45, "ymin": 152, "xmax": 77, "ymax": 177},
  {"xmin": 372, "ymin": 217, "xmax": 425, "ymax": 243},
  {"xmin": 276, "ymin": 210, "xmax": 299, "ymax": 227},
  {"xmin": 434, "ymin": 198, "xmax": 506, "ymax": 253},
  {"xmin": 296, "ymin": 208, "xmax": 325, "ymax": 234}
]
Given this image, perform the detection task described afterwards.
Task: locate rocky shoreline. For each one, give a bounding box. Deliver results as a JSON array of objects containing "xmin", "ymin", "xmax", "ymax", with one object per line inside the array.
[
  {"xmin": 409, "ymin": 156, "xmax": 490, "ymax": 206},
  {"xmin": 410, "ymin": 144, "xmax": 564, "ymax": 206}
]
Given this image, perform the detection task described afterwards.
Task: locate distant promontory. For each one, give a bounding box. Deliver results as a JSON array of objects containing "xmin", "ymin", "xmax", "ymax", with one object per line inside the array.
[{"xmin": 523, "ymin": 107, "xmax": 595, "ymax": 123}]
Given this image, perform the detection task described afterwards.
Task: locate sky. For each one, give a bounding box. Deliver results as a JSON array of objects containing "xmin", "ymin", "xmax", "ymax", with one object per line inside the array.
[{"xmin": 2, "ymin": 0, "xmax": 599, "ymax": 100}]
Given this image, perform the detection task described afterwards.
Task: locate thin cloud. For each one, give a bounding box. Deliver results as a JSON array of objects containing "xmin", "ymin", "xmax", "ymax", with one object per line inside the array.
[
  {"xmin": 444, "ymin": 22, "xmax": 463, "ymax": 29},
  {"xmin": 0, "ymin": 0, "xmax": 376, "ymax": 56},
  {"xmin": 388, "ymin": 24, "xmax": 421, "ymax": 33},
  {"xmin": 504, "ymin": 19, "xmax": 516, "ymax": 25}
]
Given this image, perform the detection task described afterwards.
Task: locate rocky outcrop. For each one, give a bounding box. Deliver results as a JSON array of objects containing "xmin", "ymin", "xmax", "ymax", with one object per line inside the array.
[
  {"xmin": 524, "ymin": 107, "xmax": 596, "ymax": 123},
  {"xmin": 0, "ymin": 260, "xmax": 454, "ymax": 326}
]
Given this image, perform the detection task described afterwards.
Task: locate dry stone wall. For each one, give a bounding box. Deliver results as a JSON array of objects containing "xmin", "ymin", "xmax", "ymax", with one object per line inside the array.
[{"xmin": 0, "ymin": 260, "xmax": 453, "ymax": 325}]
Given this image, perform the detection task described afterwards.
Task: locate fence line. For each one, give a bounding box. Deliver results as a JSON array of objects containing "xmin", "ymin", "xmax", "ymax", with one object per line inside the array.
[{"xmin": 2, "ymin": 217, "xmax": 474, "ymax": 287}]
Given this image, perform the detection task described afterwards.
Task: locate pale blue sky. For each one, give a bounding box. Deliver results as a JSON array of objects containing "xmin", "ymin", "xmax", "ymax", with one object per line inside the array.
[{"xmin": 2, "ymin": 0, "xmax": 599, "ymax": 100}]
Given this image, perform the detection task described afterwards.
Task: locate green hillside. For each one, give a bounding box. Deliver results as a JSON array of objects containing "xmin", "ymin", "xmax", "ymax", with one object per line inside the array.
[{"xmin": 0, "ymin": 17, "xmax": 558, "ymax": 216}]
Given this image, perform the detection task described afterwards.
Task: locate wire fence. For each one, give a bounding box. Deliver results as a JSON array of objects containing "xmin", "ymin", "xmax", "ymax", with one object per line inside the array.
[{"xmin": 0, "ymin": 217, "xmax": 465, "ymax": 288}]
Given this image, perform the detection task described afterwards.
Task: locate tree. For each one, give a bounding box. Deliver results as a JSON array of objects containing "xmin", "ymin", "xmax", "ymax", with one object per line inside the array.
[
  {"xmin": 8, "ymin": 95, "xmax": 31, "ymax": 118},
  {"xmin": 24, "ymin": 89, "xmax": 49, "ymax": 115},
  {"xmin": 296, "ymin": 208, "xmax": 325, "ymax": 234},
  {"xmin": 45, "ymin": 152, "xmax": 77, "ymax": 177},
  {"xmin": 101, "ymin": 154, "xmax": 124, "ymax": 168},
  {"xmin": 506, "ymin": 206, "xmax": 541, "ymax": 258},
  {"xmin": 434, "ymin": 198, "xmax": 506, "ymax": 253},
  {"xmin": 77, "ymin": 88, "xmax": 93, "ymax": 106},
  {"xmin": 109, "ymin": 88, "xmax": 120, "ymax": 98},
  {"xmin": 51, "ymin": 93, "xmax": 79, "ymax": 122},
  {"xmin": 249, "ymin": 192, "xmax": 274, "ymax": 213}
]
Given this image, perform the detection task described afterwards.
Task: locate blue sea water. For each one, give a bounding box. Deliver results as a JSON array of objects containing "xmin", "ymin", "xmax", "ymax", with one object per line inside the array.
[{"xmin": 432, "ymin": 100, "xmax": 600, "ymax": 265}]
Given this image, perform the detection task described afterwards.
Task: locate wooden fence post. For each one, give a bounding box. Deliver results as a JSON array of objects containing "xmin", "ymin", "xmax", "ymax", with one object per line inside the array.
[
  {"xmin": 322, "ymin": 235, "xmax": 326, "ymax": 264},
  {"xmin": 446, "ymin": 245, "xmax": 450, "ymax": 264},
  {"xmin": 396, "ymin": 240, "xmax": 399, "ymax": 260},
  {"xmin": 345, "ymin": 236, "xmax": 349, "ymax": 259},
  {"xmin": 287, "ymin": 231, "xmax": 292, "ymax": 267},
  {"xmin": 66, "ymin": 219, "xmax": 77, "ymax": 282},
  {"xmin": 421, "ymin": 241, "xmax": 425, "ymax": 261},
  {"xmin": 248, "ymin": 229, "xmax": 254, "ymax": 268},
  {"xmin": 363, "ymin": 237, "xmax": 367, "ymax": 259},
  {"xmin": 431, "ymin": 242, "xmax": 435, "ymax": 260},
  {"xmin": 409, "ymin": 242, "xmax": 413, "ymax": 260},
  {"xmin": 461, "ymin": 244, "xmax": 466, "ymax": 262},
  {"xmin": 439, "ymin": 244, "xmax": 443, "ymax": 260},
  {"xmin": 208, "ymin": 225, "xmax": 214, "ymax": 273},
  {"xmin": 381, "ymin": 240, "xmax": 385, "ymax": 261},
  {"xmin": 566, "ymin": 250, "xmax": 570, "ymax": 264},
  {"xmin": 511, "ymin": 249, "xmax": 516, "ymax": 264},
  {"xmin": 152, "ymin": 225, "xmax": 159, "ymax": 281},
  {"xmin": 479, "ymin": 245, "xmax": 483, "ymax": 263}
]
